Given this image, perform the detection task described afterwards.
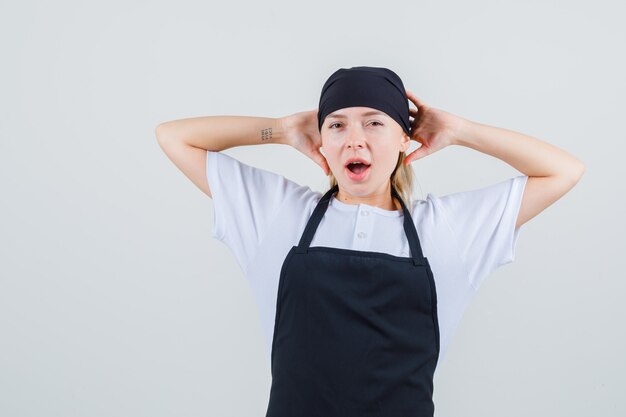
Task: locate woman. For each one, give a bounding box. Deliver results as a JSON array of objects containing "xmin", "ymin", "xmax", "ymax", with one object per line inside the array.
[{"xmin": 156, "ymin": 66, "xmax": 585, "ymax": 416}]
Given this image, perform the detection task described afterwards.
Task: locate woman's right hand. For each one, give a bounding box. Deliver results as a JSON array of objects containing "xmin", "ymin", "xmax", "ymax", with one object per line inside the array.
[{"xmin": 279, "ymin": 109, "xmax": 330, "ymax": 176}]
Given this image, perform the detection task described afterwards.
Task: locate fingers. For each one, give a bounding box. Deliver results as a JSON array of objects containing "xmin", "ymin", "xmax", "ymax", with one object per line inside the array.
[
  {"xmin": 408, "ymin": 108, "xmax": 421, "ymax": 137},
  {"xmin": 409, "ymin": 108, "xmax": 419, "ymax": 125},
  {"xmin": 322, "ymin": 161, "xmax": 330, "ymax": 176},
  {"xmin": 313, "ymin": 150, "xmax": 330, "ymax": 176},
  {"xmin": 407, "ymin": 94, "xmax": 423, "ymax": 128},
  {"xmin": 406, "ymin": 89, "xmax": 426, "ymax": 109},
  {"xmin": 403, "ymin": 145, "xmax": 430, "ymax": 166}
]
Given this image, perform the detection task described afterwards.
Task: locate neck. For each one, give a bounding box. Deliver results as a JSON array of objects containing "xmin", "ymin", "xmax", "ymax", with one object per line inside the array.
[{"xmin": 335, "ymin": 186, "xmax": 402, "ymax": 212}]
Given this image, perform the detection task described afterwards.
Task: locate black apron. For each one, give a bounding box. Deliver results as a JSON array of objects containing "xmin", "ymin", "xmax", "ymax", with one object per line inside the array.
[{"xmin": 265, "ymin": 184, "xmax": 440, "ymax": 417}]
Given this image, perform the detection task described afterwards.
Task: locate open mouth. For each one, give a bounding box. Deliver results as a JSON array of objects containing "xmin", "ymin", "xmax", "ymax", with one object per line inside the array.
[{"xmin": 345, "ymin": 161, "xmax": 371, "ymax": 181}]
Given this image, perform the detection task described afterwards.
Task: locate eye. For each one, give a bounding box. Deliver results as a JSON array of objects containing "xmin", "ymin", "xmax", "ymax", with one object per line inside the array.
[{"xmin": 329, "ymin": 121, "xmax": 382, "ymax": 129}]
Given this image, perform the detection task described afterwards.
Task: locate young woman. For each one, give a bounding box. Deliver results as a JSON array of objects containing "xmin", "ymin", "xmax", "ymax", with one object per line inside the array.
[{"xmin": 156, "ymin": 66, "xmax": 585, "ymax": 417}]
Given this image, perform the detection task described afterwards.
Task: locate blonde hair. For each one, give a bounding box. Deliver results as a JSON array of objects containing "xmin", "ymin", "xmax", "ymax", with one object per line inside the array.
[{"xmin": 327, "ymin": 151, "xmax": 416, "ymax": 212}]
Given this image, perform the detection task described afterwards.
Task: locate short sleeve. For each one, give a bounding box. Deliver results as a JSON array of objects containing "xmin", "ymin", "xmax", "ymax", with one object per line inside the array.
[
  {"xmin": 206, "ymin": 150, "xmax": 303, "ymax": 274},
  {"xmin": 431, "ymin": 175, "xmax": 529, "ymax": 289}
]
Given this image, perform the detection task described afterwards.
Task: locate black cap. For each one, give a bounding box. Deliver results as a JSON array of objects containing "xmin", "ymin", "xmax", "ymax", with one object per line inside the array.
[{"xmin": 317, "ymin": 66, "xmax": 411, "ymax": 136}]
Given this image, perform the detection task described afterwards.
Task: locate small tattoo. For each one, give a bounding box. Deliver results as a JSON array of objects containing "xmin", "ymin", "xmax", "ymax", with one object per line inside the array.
[{"xmin": 261, "ymin": 127, "xmax": 273, "ymax": 142}]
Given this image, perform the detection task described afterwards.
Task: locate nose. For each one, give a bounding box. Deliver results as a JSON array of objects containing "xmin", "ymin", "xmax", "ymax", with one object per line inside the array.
[{"xmin": 345, "ymin": 126, "xmax": 367, "ymax": 149}]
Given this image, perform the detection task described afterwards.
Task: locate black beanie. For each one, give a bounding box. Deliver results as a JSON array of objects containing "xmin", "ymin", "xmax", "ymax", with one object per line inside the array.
[{"xmin": 317, "ymin": 66, "xmax": 411, "ymax": 136}]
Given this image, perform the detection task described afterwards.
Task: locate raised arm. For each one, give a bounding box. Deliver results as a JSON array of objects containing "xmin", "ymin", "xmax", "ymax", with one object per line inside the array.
[
  {"xmin": 451, "ymin": 120, "xmax": 585, "ymax": 229},
  {"xmin": 155, "ymin": 116, "xmax": 288, "ymax": 198},
  {"xmin": 403, "ymin": 90, "xmax": 585, "ymax": 230}
]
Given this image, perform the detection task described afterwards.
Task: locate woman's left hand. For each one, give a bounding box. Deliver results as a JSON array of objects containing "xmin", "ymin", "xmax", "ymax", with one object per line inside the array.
[{"xmin": 403, "ymin": 90, "xmax": 467, "ymax": 165}]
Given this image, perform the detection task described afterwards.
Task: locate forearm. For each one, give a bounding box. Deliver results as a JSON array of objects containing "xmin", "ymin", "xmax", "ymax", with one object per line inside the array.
[
  {"xmin": 155, "ymin": 115, "xmax": 287, "ymax": 151},
  {"xmin": 452, "ymin": 119, "xmax": 585, "ymax": 180}
]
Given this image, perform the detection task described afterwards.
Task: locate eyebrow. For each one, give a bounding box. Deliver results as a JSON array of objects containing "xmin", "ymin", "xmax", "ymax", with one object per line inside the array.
[{"xmin": 326, "ymin": 110, "xmax": 386, "ymax": 119}]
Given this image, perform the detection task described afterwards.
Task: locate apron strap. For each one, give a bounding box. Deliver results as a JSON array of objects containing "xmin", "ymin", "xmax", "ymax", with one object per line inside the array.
[{"xmin": 296, "ymin": 184, "xmax": 426, "ymax": 266}]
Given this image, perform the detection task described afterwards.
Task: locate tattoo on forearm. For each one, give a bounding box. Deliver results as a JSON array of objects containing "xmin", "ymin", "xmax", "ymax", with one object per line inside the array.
[{"xmin": 261, "ymin": 127, "xmax": 273, "ymax": 142}]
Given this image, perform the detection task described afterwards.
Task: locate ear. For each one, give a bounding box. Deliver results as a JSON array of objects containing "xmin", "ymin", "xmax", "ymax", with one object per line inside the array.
[{"xmin": 400, "ymin": 133, "xmax": 411, "ymax": 152}]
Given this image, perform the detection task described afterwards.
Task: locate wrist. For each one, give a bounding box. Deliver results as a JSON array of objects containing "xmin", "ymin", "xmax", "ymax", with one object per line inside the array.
[
  {"xmin": 450, "ymin": 117, "xmax": 474, "ymax": 147},
  {"xmin": 273, "ymin": 117, "xmax": 290, "ymax": 145}
]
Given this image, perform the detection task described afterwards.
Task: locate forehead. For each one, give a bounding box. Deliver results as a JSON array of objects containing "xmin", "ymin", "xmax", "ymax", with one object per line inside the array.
[{"xmin": 326, "ymin": 107, "xmax": 387, "ymax": 119}]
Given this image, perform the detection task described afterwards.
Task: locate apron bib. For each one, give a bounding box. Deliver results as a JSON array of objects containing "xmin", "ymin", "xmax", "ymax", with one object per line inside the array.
[{"xmin": 265, "ymin": 184, "xmax": 440, "ymax": 417}]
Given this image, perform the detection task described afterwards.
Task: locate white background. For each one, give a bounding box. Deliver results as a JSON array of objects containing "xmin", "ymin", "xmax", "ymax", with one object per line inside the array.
[{"xmin": 1, "ymin": 0, "xmax": 623, "ymax": 416}]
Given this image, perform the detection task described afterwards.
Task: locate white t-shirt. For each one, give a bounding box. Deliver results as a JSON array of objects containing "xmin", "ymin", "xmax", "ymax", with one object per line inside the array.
[{"xmin": 206, "ymin": 150, "xmax": 528, "ymax": 367}]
